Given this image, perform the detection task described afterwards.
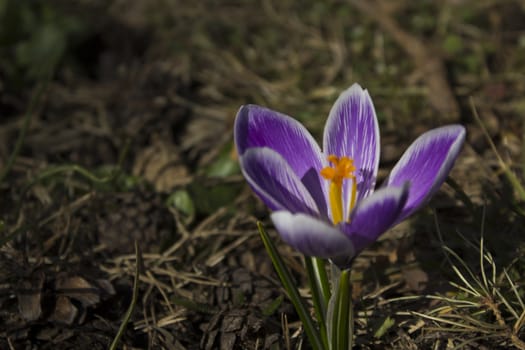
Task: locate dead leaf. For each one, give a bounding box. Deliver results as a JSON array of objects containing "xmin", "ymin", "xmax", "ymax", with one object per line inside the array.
[
  {"xmin": 17, "ymin": 272, "xmax": 45, "ymax": 322},
  {"xmin": 50, "ymin": 296, "xmax": 78, "ymax": 325},
  {"xmin": 95, "ymin": 278, "xmax": 116, "ymax": 296},
  {"xmin": 133, "ymin": 135, "xmax": 190, "ymax": 191},
  {"xmin": 32, "ymin": 185, "xmax": 53, "ymax": 206},
  {"xmin": 402, "ymin": 267, "xmax": 428, "ymax": 292},
  {"xmin": 55, "ymin": 275, "xmax": 100, "ymax": 307}
]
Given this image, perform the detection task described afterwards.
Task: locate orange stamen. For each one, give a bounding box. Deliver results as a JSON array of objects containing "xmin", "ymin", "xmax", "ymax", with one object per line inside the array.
[{"xmin": 320, "ymin": 155, "xmax": 357, "ymax": 224}]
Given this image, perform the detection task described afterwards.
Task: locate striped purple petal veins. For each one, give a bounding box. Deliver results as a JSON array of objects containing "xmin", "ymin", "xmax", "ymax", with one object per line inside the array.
[{"xmin": 234, "ymin": 83, "xmax": 466, "ymax": 267}]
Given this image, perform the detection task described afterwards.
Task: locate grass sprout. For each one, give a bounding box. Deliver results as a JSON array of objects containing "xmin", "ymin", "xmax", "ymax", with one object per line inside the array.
[{"xmin": 414, "ymin": 214, "xmax": 525, "ymax": 349}]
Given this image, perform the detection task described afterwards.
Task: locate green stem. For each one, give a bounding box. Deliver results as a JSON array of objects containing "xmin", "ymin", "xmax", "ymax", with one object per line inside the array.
[
  {"xmin": 305, "ymin": 257, "xmax": 329, "ymax": 349},
  {"xmin": 257, "ymin": 222, "xmax": 324, "ymax": 349},
  {"xmin": 331, "ymin": 269, "xmax": 353, "ymax": 350},
  {"xmin": 313, "ymin": 257, "xmax": 331, "ymax": 305}
]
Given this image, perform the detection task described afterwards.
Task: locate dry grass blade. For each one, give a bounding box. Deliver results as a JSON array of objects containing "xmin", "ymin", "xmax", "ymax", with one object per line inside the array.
[
  {"xmin": 469, "ymin": 97, "xmax": 525, "ymax": 202},
  {"xmin": 109, "ymin": 241, "xmax": 142, "ymax": 350},
  {"xmin": 419, "ymin": 217, "xmax": 525, "ymax": 349}
]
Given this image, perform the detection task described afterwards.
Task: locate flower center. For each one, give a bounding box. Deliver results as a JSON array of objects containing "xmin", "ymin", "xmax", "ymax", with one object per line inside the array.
[{"xmin": 320, "ymin": 155, "xmax": 357, "ymax": 224}]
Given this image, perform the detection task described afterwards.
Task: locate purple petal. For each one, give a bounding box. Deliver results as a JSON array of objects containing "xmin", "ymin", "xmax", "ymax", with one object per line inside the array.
[
  {"xmin": 235, "ymin": 104, "xmax": 324, "ymax": 179},
  {"xmin": 240, "ymin": 148, "xmax": 319, "ymax": 215},
  {"xmin": 340, "ymin": 185, "xmax": 409, "ymax": 257},
  {"xmin": 271, "ymin": 211, "xmax": 355, "ymax": 258},
  {"xmin": 386, "ymin": 125, "xmax": 466, "ymax": 221},
  {"xmin": 323, "ymin": 84, "xmax": 380, "ymax": 215}
]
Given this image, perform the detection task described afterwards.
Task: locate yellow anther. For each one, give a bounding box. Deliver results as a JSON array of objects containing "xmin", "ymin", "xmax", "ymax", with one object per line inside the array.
[
  {"xmin": 320, "ymin": 155, "xmax": 357, "ymax": 224},
  {"xmin": 320, "ymin": 156, "xmax": 355, "ymax": 185}
]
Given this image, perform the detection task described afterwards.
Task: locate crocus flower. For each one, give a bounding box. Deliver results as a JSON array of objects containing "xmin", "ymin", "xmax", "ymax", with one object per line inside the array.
[{"xmin": 235, "ymin": 83, "xmax": 465, "ymax": 267}]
